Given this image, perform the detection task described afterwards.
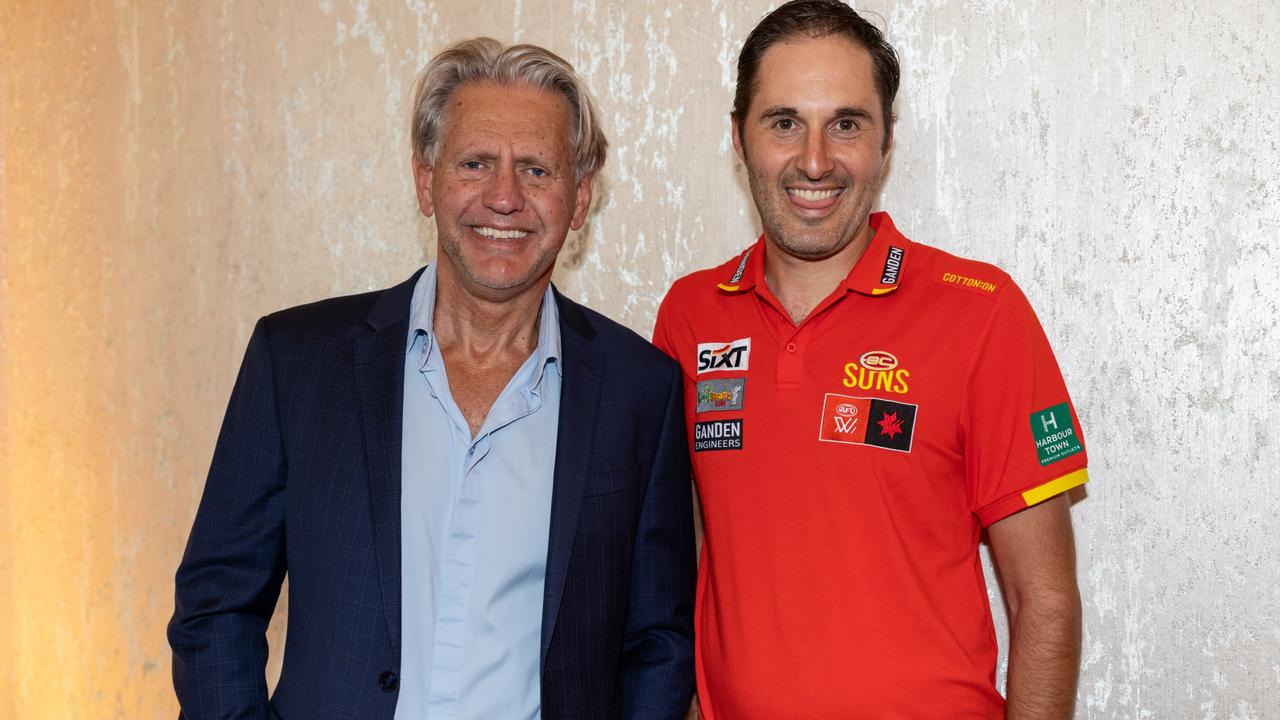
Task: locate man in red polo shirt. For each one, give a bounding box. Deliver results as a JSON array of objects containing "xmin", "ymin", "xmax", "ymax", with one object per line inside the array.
[{"xmin": 653, "ymin": 2, "xmax": 1088, "ymax": 718}]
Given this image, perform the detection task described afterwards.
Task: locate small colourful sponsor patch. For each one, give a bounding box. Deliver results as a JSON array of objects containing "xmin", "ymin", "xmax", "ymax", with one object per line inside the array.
[
  {"xmin": 818, "ymin": 393, "xmax": 917, "ymax": 453},
  {"xmin": 1031, "ymin": 402, "xmax": 1083, "ymax": 466},
  {"xmin": 696, "ymin": 378, "xmax": 746, "ymax": 413},
  {"xmin": 694, "ymin": 419, "xmax": 743, "ymax": 452}
]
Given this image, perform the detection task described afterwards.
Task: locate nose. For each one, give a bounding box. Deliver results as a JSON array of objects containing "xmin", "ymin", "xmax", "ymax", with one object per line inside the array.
[
  {"xmin": 482, "ymin": 163, "xmax": 525, "ymax": 215},
  {"xmin": 798, "ymin": 131, "xmax": 834, "ymax": 181}
]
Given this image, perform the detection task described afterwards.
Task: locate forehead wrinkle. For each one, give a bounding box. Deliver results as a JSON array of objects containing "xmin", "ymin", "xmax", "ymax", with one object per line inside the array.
[{"xmin": 439, "ymin": 87, "xmax": 573, "ymax": 169}]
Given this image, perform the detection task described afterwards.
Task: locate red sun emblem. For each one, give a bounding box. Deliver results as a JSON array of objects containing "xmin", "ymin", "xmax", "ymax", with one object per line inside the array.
[{"xmin": 877, "ymin": 411, "xmax": 904, "ymax": 439}]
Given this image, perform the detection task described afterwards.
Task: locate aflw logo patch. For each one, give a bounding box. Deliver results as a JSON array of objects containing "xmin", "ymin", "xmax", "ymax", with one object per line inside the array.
[
  {"xmin": 696, "ymin": 338, "xmax": 751, "ymax": 373},
  {"xmin": 818, "ymin": 393, "xmax": 917, "ymax": 453}
]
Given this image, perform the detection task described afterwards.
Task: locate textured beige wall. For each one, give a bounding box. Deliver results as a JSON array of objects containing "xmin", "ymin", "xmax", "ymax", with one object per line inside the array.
[{"xmin": 3, "ymin": 1, "xmax": 1278, "ymax": 718}]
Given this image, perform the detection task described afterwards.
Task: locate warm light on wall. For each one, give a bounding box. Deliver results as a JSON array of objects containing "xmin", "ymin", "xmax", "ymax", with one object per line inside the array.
[{"xmin": 3, "ymin": 1, "xmax": 1278, "ymax": 718}]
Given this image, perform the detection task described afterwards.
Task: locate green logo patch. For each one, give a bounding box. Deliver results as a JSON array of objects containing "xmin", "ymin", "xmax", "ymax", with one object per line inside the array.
[{"xmin": 1031, "ymin": 403, "xmax": 1083, "ymax": 466}]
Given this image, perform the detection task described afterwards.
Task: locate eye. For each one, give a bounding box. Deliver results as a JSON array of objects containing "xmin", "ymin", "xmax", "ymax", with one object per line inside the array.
[
  {"xmin": 526, "ymin": 166, "xmax": 550, "ymax": 178},
  {"xmin": 461, "ymin": 160, "xmax": 485, "ymax": 171},
  {"xmin": 773, "ymin": 117, "xmax": 797, "ymax": 132},
  {"xmin": 833, "ymin": 118, "xmax": 860, "ymax": 134}
]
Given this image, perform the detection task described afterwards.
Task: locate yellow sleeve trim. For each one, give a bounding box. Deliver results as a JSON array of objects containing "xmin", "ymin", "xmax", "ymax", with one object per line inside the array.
[
  {"xmin": 870, "ymin": 286, "xmax": 899, "ymax": 296},
  {"xmin": 1022, "ymin": 468, "xmax": 1089, "ymax": 507},
  {"xmin": 716, "ymin": 283, "xmax": 740, "ymax": 292}
]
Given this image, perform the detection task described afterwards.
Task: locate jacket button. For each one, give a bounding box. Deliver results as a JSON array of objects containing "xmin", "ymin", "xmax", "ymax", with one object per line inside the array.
[{"xmin": 378, "ymin": 671, "xmax": 398, "ymax": 692}]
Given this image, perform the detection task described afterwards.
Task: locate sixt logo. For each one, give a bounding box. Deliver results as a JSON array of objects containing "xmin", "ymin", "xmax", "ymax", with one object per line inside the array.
[
  {"xmin": 697, "ymin": 338, "xmax": 751, "ymax": 373},
  {"xmin": 842, "ymin": 350, "xmax": 909, "ymax": 394}
]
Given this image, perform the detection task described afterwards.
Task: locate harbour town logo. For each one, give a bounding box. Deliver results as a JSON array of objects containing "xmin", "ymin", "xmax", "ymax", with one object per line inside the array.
[
  {"xmin": 697, "ymin": 338, "xmax": 751, "ymax": 373},
  {"xmin": 695, "ymin": 419, "xmax": 743, "ymax": 452},
  {"xmin": 818, "ymin": 393, "xmax": 917, "ymax": 452},
  {"xmin": 1030, "ymin": 402, "xmax": 1083, "ymax": 466},
  {"xmin": 842, "ymin": 350, "xmax": 910, "ymax": 395}
]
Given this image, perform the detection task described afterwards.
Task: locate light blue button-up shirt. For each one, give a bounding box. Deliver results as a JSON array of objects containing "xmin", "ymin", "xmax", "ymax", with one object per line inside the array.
[{"xmin": 396, "ymin": 264, "xmax": 560, "ymax": 720}]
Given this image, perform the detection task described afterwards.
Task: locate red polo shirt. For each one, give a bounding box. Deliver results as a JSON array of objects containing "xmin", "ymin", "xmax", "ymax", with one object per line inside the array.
[{"xmin": 653, "ymin": 212, "xmax": 1088, "ymax": 719}]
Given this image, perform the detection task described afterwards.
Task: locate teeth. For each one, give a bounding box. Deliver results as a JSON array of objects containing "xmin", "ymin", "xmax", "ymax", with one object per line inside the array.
[
  {"xmin": 788, "ymin": 188, "xmax": 841, "ymax": 201},
  {"xmin": 473, "ymin": 226, "xmax": 529, "ymax": 239}
]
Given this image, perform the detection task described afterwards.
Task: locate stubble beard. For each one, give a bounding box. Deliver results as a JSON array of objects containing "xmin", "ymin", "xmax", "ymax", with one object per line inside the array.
[{"xmin": 746, "ymin": 163, "xmax": 884, "ymax": 263}]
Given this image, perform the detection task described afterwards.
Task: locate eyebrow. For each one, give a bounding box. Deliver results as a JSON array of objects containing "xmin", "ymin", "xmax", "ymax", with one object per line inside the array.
[
  {"xmin": 758, "ymin": 106, "xmax": 798, "ymax": 121},
  {"xmin": 455, "ymin": 149, "xmax": 561, "ymax": 169},
  {"xmin": 756, "ymin": 105, "xmax": 876, "ymax": 123},
  {"xmin": 833, "ymin": 106, "xmax": 875, "ymax": 121}
]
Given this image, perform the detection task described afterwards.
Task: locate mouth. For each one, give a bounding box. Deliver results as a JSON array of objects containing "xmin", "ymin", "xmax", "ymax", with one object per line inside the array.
[
  {"xmin": 786, "ymin": 187, "xmax": 844, "ymax": 210},
  {"xmin": 471, "ymin": 225, "xmax": 531, "ymax": 240},
  {"xmin": 788, "ymin": 187, "xmax": 842, "ymax": 201}
]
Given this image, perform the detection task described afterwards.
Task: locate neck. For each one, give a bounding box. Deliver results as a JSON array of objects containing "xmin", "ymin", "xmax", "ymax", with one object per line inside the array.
[
  {"xmin": 431, "ymin": 265, "xmax": 548, "ymax": 360},
  {"xmin": 763, "ymin": 219, "xmax": 874, "ymax": 325}
]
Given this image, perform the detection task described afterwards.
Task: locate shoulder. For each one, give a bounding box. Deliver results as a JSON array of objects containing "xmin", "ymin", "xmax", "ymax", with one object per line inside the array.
[
  {"xmin": 570, "ymin": 294, "xmax": 675, "ymax": 363},
  {"xmin": 656, "ymin": 247, "xmax": 754, "ymax": 326},
  {"xmin": 263, "ymin": 289, "xmax": 381, "ymax": 335},
  {"xmin": 257, "ymin": 269, "xmax": 421, "ymax": 345},
  {"xmin": 665, "ymin": 250, "xmax": 751, "ymax": 303},
  {"xmin": 905, "ymin": 242, "xmax": 1045, "ymax": 348},
  {"xmin": 557, "ymin": 293, "xmax": 679, "ymax": 379},
  {"xmin": 908, "ymin": 241, "xmax": 1015, "ymax": 302}
]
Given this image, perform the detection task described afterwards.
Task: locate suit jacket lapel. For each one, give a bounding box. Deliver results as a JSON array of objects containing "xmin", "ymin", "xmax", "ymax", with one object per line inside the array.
[
  {"xmin": 541, "ymin": 289, "xmax": 602, "ymax": 665},
  {"xmin": 355, "ymin": 268, "xmax": 423, "ymax": 663}
]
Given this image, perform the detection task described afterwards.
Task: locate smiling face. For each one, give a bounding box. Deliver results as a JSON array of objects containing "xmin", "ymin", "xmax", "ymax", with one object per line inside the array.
[
  {"xmin": 733, "ymin": 34, "xmax": 890, "ymax": 263},
  {"xmin": 413, "ymin": 82, "xmax": 592, "ymax": 304}
]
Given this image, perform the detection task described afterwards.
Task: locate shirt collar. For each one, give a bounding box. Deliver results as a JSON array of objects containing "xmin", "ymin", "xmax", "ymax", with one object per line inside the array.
[
  {"xmin": 715, "ymin": 211, "xmax": 912, "ymax": 298},
  {"xmin": 407, "ymin": 263, "xmax": 562, "ymax": 377}
]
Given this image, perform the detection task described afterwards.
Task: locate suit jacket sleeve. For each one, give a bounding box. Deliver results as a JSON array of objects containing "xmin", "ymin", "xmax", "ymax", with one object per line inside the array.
[
  {"xmin": 168, "ymin": 317, "xmax": 288, "ymax": 719},
  {"xmin": 617, "ymin": 360, "xmax": 697, "ymax": 718}
]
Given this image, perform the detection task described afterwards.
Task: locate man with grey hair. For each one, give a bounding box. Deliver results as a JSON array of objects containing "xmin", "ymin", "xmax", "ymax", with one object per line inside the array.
[{"xmin": 170, "ymin": 37, "xmax": 696, "ymax": 719}]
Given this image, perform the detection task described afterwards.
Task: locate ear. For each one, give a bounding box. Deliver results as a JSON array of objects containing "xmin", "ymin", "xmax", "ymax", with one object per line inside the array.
[
  {"xmin": 412, "ymin": 155, "xmax": 435, "ymax": 217},
  {"xmin": 731, "ymin": 115, "xmax": 746, "ymax": 162},
  {"xmin": 569, "ymin": 172, "xmax": 595, "ymax": 231}
]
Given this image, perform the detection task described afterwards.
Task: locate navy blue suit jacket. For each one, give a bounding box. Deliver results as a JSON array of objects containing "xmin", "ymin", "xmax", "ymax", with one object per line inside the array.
[{"xmin": 169, "ymin": 269, "xmax": 696, "ymax": 719}]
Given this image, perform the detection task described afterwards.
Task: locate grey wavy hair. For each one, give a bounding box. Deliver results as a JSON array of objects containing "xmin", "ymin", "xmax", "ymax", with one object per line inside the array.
[{"xmin": 410, "ymin": 37, "xmax": 608, "ymax": 180}]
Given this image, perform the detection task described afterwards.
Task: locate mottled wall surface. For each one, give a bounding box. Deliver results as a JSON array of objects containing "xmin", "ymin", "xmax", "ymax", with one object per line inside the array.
[{"xmin": 2, "ymin": 1, "xmax": 1277, "ymax": 717}]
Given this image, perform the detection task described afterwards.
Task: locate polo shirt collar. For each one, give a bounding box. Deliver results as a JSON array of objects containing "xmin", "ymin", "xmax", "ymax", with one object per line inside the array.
[
  {"xmin": 407, "ymin": 262, "xmax": 562, "ymax": 379},
  {"xmin": 843, "ymin": 212, "xmax": 911, "ymax": 297},
  {"xmin": 715, "ymin": 211, "xmax": 911, "ymax": 298}
]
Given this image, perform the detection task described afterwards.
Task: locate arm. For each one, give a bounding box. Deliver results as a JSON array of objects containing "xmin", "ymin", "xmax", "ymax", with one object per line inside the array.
[
  {"xmin": 168, "ymin": 318, "xmax": 287, "ymax": 719},
  {"xmin": 987, "ymin": 493, "xmax": 1082, "ymax": 720},
  {"xmin": 618, "ymin": 362, "xmax": 697, "ymax": 719}
]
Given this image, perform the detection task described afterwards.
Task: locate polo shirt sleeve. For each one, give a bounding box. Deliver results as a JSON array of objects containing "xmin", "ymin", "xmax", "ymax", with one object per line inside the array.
[
  {"xmin": 651, "ymin": 293, "xmax": 679, "ymax": 361},
  {"xmin": 963, "ymin": 279, "xmax": 1089, "ymax": 526}
]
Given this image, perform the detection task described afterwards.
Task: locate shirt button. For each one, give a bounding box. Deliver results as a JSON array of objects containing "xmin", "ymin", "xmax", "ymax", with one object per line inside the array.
[
  {"xmin": 378, "ymin": 671, "xmax": 398, "ymax": 692},
  {"xmin": 785, "ymin": 342, "xmax": 798, "ymax": 352}
]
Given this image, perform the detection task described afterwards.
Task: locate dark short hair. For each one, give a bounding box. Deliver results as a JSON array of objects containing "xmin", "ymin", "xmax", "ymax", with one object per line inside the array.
[{"xmin": 733, "ymin": 0, "xmax": 900, "ymax": 150}]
